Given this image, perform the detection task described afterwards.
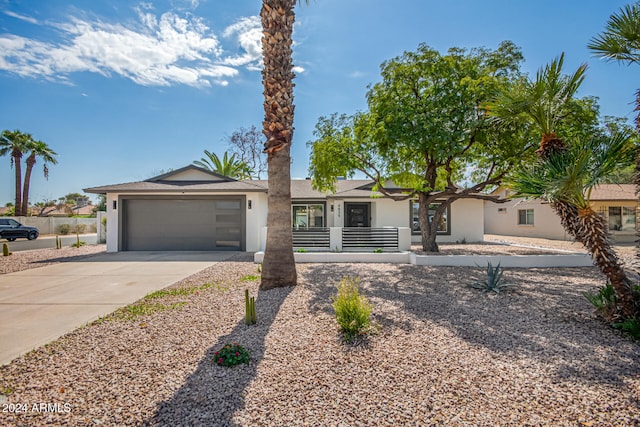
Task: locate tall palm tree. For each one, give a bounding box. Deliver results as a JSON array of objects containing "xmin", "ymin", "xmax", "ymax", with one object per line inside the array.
[
  {"xmin": 21, "ymin": 140, "xmax": 58, "ymax": 216},
  {"xmin": 588, "ymin": 2, "xmax": 640, "ymax": 129},
  {"xmin": 0, "ymin": 130, "xmax": 31, "ymax": 216},
  {"xmin": 513, "ymin": 133, "xmax": 639, "ymax": 318},
  {"xmin": 193, "ymin": 150, "xmax": 251, "ymax": 179},
  {"xmin": 259, "ymin": 0, "xmax": 307, "ymax": 290},
  {"xmin": 588, "ymin": 2, "xmax": 640, "ymax": 269}
]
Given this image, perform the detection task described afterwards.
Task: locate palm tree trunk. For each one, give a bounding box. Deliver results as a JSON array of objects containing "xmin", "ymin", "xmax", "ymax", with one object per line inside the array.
[
  {"xmin": 259, "ymin": 0, "xmax": 297, "ymax": 290},
  {"xmin": 576, "ymin": 207, "xmax": 638, "ymax": 318},
  {"xmin": 261, "ymin": 146, "xmax": 297, "ymax": 289},
  {"xmin": 21, "ymin": 153, "xmax": 36, "ymax": 216},
  {"xmin": 12, "ymin": 149, "xmax": 22, "ymax": 217},
  {"xmin": 550, "ymin": 201, "xmax": 581, "ymax": 241}
]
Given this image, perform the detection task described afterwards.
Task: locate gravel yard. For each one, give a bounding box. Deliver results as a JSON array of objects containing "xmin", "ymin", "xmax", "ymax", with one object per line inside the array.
[{"xmin": 0, "ymin": 240, "xmax": 639, "ymax": 426}]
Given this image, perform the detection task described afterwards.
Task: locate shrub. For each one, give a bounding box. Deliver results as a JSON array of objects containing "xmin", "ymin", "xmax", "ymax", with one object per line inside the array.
[
  {"xmin": 2, "ymin": 243, "xmax": 11, "ymax": 256},
  {"xmin": 214, "ymin": 343, "xmax": 250, "ymax": 367},
  {"xmin": 585, "ymin": 283, "xmax": 640, "ymax": 339},
  {"xmin": 57, "ymin": 224, "xmax": 71, "ymax": 235},
  {"xmin": 470, "ymin": 262, "xmax": 515, "ymax": 293},
  {"xmin": 332, "ymin": 276, "xmax": 373, "ymax": 341},
  {"xmin": 73, "ymin": 224, "xmax": 87, "ymax": 234}
]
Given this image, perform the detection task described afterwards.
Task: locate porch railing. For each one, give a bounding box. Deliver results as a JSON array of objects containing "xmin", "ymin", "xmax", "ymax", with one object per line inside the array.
[
  {"xmin": 292, "ymin": 227, "xmax": 330, "ymax": 249},
  {"xmin": 342, "ymin": 227, "xmax": 398, "ymax": 251}
]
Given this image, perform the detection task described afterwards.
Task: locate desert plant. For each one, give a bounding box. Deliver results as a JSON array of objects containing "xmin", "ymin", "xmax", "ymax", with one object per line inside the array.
[
  {"xmin": 2, "ymin": 243, "xmax": 11, "ymax": 256},
  {"xmin": 57, "ymin": 223, "xmax": 70, "ymax": 235},
  {"xmin": 584, "ymin": 283, "xmax": 618, "ymax": 320},
  {"xmin": 71, "ymin": 232, "xmax": 85, "ymax": 248},
  {"xmin": 296, "ymin": 248, "xmax": 307, "ymax": 253},
  {"xmin": 245, "ymin": 289, "xmax": 257, "ymax": 325},
  {"xmin": 213, "ymin": 342, "xmax": 250, "ymax": 367},
  {"xmin": 373, "ymin": 248, "xmax": 383, "ymax": 253},
  {"xmin": 332, "ymin": 276, "xmax": 373, "ymax": 341},
  {"xmin": 470, "ymin": 262, "xmax": 516, "ymax": 293}
]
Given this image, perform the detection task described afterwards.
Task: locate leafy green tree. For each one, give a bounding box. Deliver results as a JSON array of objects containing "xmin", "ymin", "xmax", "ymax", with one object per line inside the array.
[
  {"xmin": 309, "ymin": 41, "xmax": 534, "ymax": 252},
  {"xmin": 21, "ymin": 140, "xmax": 58, "ymax": 216},
  {"xmin": 193, "ymin": 150, "xmax": 251, "ymax": 179},
  {"xmin": 259, "ymin": 0, "xmax": 308, "ymax": 289}
]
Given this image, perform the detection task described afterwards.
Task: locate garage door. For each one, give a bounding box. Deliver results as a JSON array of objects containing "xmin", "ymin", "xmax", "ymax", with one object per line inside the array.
[{"xmin": 121, "ymin": 197, "xmax": 245, "ymax": 251}]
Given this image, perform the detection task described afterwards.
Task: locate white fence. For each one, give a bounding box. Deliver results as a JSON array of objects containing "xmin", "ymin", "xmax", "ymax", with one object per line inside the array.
[{"xmin": 8, "ymin": 216, "xmax": 100, "ymax": 235}]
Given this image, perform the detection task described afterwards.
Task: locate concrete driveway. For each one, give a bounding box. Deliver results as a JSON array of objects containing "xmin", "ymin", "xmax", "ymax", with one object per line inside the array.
[{"xmin": 0, "ymin": 251, "xmax": 238, "ymax": 366}]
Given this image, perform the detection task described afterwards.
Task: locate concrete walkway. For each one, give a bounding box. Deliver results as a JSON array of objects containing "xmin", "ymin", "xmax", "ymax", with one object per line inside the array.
[{"xmin": 0, "ymin": 251, "xmax": 237, "ymax": 366}]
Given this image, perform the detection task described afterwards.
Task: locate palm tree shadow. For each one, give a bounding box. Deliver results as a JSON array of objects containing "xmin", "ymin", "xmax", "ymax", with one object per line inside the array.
[{"xmin": 144, "ymin": 286, "xmax": 293, "ymax": 426}]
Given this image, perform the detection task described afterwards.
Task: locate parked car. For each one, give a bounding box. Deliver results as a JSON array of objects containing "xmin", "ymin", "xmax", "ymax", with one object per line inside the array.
[{"xmin": 0, "ymin": 218, "xmax": 39, "ymax": 241}]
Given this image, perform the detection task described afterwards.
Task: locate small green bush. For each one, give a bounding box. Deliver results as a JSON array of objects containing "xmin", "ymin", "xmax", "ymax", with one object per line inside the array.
[
  {"xmin": 332, "ymin": 276, "xmax": 373, "ymax": 341},
  {"xmin": 296, "ymin": 248, "xmax": 307, "ymax": 253},
  {"xmin": 585, "ymin": 283, "xmax": 640, "ymax": 339},
  {"xmin": 2, "ymin": 243, "xmax": 11, "ymax": 256},
  {"xmin": 214, "ymin": 343, "xmax": 250, "ymax": 367},
  {"xmin": 57, "ymin": 224, "xmax": 71, "ymax": 235}
]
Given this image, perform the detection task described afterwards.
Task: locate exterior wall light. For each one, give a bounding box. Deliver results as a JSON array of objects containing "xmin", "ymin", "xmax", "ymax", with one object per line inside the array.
[
  {"xmin": 248, "ymin": 200, "xmax": 252, "ymax": 209},
  {"xmin": 112, "ymin": 200, "xmax": 117, "ymax": 210}
]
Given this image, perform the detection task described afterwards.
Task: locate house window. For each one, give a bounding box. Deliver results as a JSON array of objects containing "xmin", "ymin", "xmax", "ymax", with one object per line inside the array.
[
  {"xmin": 518, "ymin": 209, "xmax": 534, "ymax": 225},
  {"xmin": 292, "ymin": 204, "xmax": 324, "ymax": 229},
  {"xmin": 411, "ymin": 201, "xmax": 450, "ymax": 235},
  {"xmin": 608, "ymin": 206, "xmax": 636, "ymax": 232}
]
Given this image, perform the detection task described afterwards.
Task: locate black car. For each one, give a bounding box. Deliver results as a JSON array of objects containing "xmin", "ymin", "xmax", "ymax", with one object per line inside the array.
[{"xmin": 0, "ymin": 218, "xmax": 39, "ymax": 241}]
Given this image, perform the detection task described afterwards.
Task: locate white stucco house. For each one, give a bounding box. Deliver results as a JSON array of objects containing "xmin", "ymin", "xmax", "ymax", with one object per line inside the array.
[
  {"xmin": 484, "ymin": 184, "xmax": 639, "ymax": 243},
  {"xmin": 85, "ymin": 165, "xmax": 485, "ymax": 252}
]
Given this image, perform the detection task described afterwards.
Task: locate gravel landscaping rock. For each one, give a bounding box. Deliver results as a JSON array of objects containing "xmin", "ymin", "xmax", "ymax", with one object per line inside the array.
[{"xmin": 0, "ymin": 241, "xmax": 638, "ymax": 426}]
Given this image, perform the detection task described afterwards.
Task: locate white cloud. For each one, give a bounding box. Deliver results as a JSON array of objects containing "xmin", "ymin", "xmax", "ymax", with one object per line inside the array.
[
  {"xmin": 0, "ymin": 8, "xmax": 265, "ymax": 88},
  {"xmin": 221, "ymin": 16, "xmax": 263, "ymax": 69},
  {"xmin": 3, "ymin": 10, "xmax": 38, "ymax": 25}
]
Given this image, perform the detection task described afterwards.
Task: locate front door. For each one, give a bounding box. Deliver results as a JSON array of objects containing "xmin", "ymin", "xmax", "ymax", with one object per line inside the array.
[{"xmin": 345, "ymin": 203, "xmax": 370, "ymax": 227}]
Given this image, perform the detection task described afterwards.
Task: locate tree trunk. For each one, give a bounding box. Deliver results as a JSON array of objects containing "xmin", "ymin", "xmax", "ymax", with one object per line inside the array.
[
  {"xmin": 575, "ymin": 207, "xmax": 638, "ymax": 318},
  {"xmin": 21, "ymin": 153, "xmax": 36, "ymax": 216},
  {"xmin": 261, "ymin": 146, "xmax": 297, "ymax": 289},
  {"xmin": 550, "ymin": 200, "xmax": 581, "ymax": 241},
  {"xmin": 259, "ymin": 0, "xmax": 297, "ymax": 290},
  {"xmin": 12, "ymin": 150, "xmax": 22, "ymax": 217},
  {"xmin": 418, "ymin": 192, "xmax": 439, "ymax": 252}
]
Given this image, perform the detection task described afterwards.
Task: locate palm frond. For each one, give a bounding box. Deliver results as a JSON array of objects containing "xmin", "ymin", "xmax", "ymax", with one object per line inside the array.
[{"xmin": 588, "ymin": 3, "xmax": 640, "ymax": 64}]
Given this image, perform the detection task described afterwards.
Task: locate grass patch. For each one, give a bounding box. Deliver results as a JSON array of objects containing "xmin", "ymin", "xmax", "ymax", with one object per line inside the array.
[
  {"xmin": 99, "ymin": 281, "xmax": 228, "ymax": 323},
  {"xmin": 112, "ymin": 302, "xmax": 188, "ymax": 321},
  {"xmin": 0, "ymin": 385, "xmax": 14, "ymax": 396},
  {"xmin": 240, "ymin": 274, "xmax": 261, "ymax": 282}
]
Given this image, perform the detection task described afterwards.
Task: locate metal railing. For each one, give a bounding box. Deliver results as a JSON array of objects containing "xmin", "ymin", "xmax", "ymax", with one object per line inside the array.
[
  {"xmin": 292, "ymin": 227, "xmax": 330, "ymax": 248},
  {"xmin": 342, "ymin": 227, "xmax": 398, "ymax": 251}
]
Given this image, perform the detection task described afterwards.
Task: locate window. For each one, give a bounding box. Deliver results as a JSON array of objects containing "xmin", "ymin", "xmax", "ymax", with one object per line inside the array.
[
  {"xmin": 292, "ymin": 204, "xmax": 324, "ymax": 229},
  {"xmin": 518, "ymin": 209, "xmax": 534, "ymax": 225},
  {"xmin": 608, "ymin": 206, "xmax": 636, "ymax": 232},
  {"xmin": 411, "ymin": 201, "xmax": 449, "ymax": 235}
]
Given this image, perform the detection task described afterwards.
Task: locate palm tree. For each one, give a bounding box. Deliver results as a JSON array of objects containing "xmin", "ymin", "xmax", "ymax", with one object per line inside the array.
[
  {"xmin": 193, "ymin": 150, "xmax": 251, "ymax": 179},
  {"xmin": 588, "ymin": 2, "xmax": 640, "ymax": 129},
  {"xmin": 487, "ymin": 54, "xmax": 638, "ymax": 319},
  {"xmin": 486, "ymin": 54, "xmax": 587, "ymax": 238},
  {"xmin": 588, "ymin": 2, "xmax": 640, "ymax": 272},
  {"xmin": 512, "ymin": 133, "xmax": 638, "ymax": 318},
  {"xmin": 0, "ymin": 130, "xmax": 31, "ymax": 216},
  {"xmin": 259, "ymin": 0, "xmax": 307, "ymax": 290},
  {"xmin": 21, "ymin": 140, "xmax": 58, "ymax": 216}
]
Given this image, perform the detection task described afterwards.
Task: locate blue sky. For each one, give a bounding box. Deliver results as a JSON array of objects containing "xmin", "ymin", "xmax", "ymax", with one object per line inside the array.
[{"xmin": 0, "ymin": 0, "xmax": 636, "ymax": 205}]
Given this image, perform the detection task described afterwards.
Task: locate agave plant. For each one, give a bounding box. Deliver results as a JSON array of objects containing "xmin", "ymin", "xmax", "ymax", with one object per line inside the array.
[{"xmin": 470, "ymin": 262, "xmax": 516, "ymax": 293}]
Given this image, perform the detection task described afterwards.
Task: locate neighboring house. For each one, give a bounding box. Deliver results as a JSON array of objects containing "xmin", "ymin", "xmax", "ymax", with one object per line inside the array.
[
  {"xmin": 84, "ymin": 165, "xmax": 485, "ymax": 252},
  {"xmin": 484, "ymin": 184, "xmax": 639, "ymax": 242}
]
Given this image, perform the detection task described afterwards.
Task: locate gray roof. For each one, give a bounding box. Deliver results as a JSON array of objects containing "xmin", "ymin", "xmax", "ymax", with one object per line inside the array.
[{"xmin": 84, "ymin": 165, "xmax": 395, "ymax": 198}]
